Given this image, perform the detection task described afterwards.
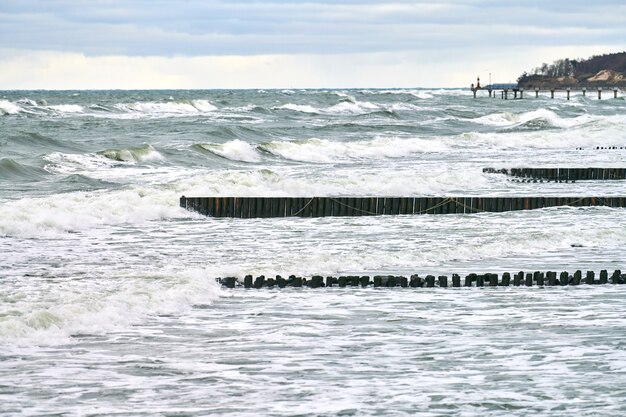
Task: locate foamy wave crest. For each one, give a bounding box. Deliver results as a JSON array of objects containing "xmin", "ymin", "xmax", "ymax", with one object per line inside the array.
[
  {"xmin": 43, "ymin": 152, "xmax": 119, "ymax": 174},
  {"xmin": 326, "ymin": 100, "xmax": 379, "ymax": 114},
  {"xmin": 47, "ymin": 104, "xmax": 84, "ymax": 113},
  {"xmin": 114, "ymin": 100, "xmax": 217, "ymax": 115},
  {"xmin": 259, "ymin": 137, "xmax": 448, "ymax": 163},
  {"xmin": 0, "ymin": 99, "xmax": 23, "ymax": 115},
  {"xmin": 460, "ymin": 129, "xmax": 626, "ymax": 150},
  {"xmin": 472, "ymin": 109, "xmax": 596, "ymax": 129},
  {"xmin": 274, "ymin": 103, "xmax": 319, "ymax": 113},
  {"xmin": 0, "ymin": 187, "xmax": 184, "ymax": 237},
  {"xmin": 199, "ymin": 140, "xmax": 261, "ymax": 163},
  {"xmin": 177, "ymin": 166, "xmax": 488, "ymax": 197},
  {"xmin": 99, "ymin": 144, "xmax": 163, "ymax": 163},
  {"xmin": 0, "ymin": 269, "xmax": 221, "ymax": 345}
]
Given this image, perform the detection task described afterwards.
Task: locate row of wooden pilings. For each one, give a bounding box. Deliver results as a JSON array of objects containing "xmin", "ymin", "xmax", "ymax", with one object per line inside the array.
[
  {"xmin": 484, "ymin": 167, "xmax": 626, "ymax": 181},
  {"xmin": 218, "ymin": 270, "xmax": 625, "ymax": 288},
  {"xmin": 181, "ymin": 195, "xmax": 626, "ymax": 218},
  {"xmin": 479, "ymin": 87, "xmax": 620, "ymax": 100}
]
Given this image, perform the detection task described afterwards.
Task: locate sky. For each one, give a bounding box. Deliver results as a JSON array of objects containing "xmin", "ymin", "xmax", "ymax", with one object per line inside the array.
[{"xmin": 0, "ymin": 0, "xmax": 624, "ymax": 89}]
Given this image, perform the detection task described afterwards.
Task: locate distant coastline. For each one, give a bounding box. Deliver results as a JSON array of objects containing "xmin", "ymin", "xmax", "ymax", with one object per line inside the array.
[{"xmin": 517, "ymin": 51, "xmax": 626, "ymax": 89}]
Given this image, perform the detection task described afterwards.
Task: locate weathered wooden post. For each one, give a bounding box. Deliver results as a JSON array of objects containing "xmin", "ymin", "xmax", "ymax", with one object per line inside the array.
[
  {"xmin": 513, "ymin": 271, "xmax": 523, "ymax": 286},
  {"xmin": 535, "ymin": 88, "xmax": 539, "ymax": 98},
  {"xmin": 520, "ymin": 88, "xmax": 524, "ymax": 99},
  {"xmin": 410, "ymin": 274, "xmax": 422, "ymax": 288},
  {"xmin": 504, "ymin": 89, "xmax": 508, "ymax": 100},
  {"xmin": 550, "ymin": 89, "xmax": 555, "ymax": 99},
  {"xmin": 599, "ymin": 270, "xmax": 608, "ymax": 285},
  {"xmin": 525, "ymin": 273, "xmax": 533, "ymax": 286},
  {"xmin": 582, "ymin": 87, "xmax": 586, "ymax": 97},
  {"xmin": 614, "ymin": 87, "xmax": 618, "ymax": 99},
  {"xmin": 254, "ymin": 275, "xmax": 265, "ymax": 289},
  {"xmin": 438, "ymin": 276, "xmax": 448, "ymax": 288},
  {"xmin": 310, "ymin": 275, "xmax": 324, "ymax": 288},
  {"xmin": 585, "ymin": 271, "xmax": 595, "ymax": 285},
  {"xmin": 547, "ymin": 271, "xmax": 557, "ymax": 286},
  {"xmin": 598, "ymin": 88, "xmax": 602, "ymax": 100},
  {"xmin": 338, "ymin": 276, "xmax": 347, "ymax": 287},
  {"xmin": 360, "ymin": 276, "xmax": 370, "ymax": 287},
  {"xmin": 223, "ymin": 277, "xmax": 237, "ymax": 288},
  {"xmin": 465, "ymin": 274, "xmax": 474, "ymax": 287},
  {"xmin": 476, "ymin": 275, "xmax": 484, "ymax": 287},
  {"xmin": 573, "ymin": 270, "xmax": 582, "ymax": 285},
  {"xmin": 244, "ymin": 275, "xmax": 253, "ymax": 288},
  {"xmin": 501, "ymin": 272, "xmax": 511, "ymax": 286},
  {"xmin": 566, "ymin": 88, "xmax": 570, "ymax": 101},
  {"xmin": 560, "ymin": 271, "xmax": 569, "ymax": 286},
  {"xmin": 426, "ymin": 275, "xmax": 436, "ymax": 288},
  {"xmin": 611, "ymin": 270, "xmax": 622, "ymax": 284},
  {"xmin": 277, "ymin": 275, "xmax": 287, "ymax": 288},
  {"xmin": 400, "ymin": 276, "xmax": 408, "ymax": 288},
  {"xmin": 488, "ymin": 274, "xmax": 498, "ymax": 287},
  {"xmin": 452, "ymin": 274, "xmax": 461, "ymax": 287},
  {"xmin": 374, "ymin": 276, "xmax": 382, "ymax": 287}
]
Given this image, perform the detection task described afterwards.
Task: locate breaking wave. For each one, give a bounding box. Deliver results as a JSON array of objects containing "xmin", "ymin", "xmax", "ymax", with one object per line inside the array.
[
  {"xmin": 258, "ymin": 136, "xmax": 449, "ymax": 163},
  {"xmin": 472, "ymin": 108, "xmax": 596, "ymax": 129},
  {"xmin": 98, "ymin": 144, "xmax": 164, "ymax": 163},
  {"xmin": 197, "ymin": 140, "xmax": 261, "ymax": 163}
]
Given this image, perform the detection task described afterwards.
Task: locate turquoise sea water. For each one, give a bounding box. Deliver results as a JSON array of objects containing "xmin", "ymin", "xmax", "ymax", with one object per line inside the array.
[{"xmin": 1, "ymin": 89, "xmax": 626, "ymax": 416}]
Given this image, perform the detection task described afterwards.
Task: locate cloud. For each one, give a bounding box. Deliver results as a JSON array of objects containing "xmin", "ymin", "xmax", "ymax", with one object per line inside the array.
[
  {"xmin": 0, "ymin": 45, "xmax": 620, "ymax": 89},
  {"xmin": 1, "ymin": 1, "xmax": 625, "ymax": 56},
  {"xmin": 0, "ymin": 1, "xmax": 624, "ymax": 88}
]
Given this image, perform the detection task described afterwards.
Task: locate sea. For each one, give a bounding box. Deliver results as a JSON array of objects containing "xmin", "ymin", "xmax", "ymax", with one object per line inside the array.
[{"xmin": 1, "ymin": 89, "xmax": 626, "ymax": 416}]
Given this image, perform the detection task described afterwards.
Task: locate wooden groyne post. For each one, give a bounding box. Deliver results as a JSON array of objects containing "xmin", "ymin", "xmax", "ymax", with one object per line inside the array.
[
  {"xmin": 484, "ymin": 167, "xmax": 626, "ymax": 181},
  {"xmin": 218, "ymin": 269, "xmax": 625, "ymax": 289},
  {"xmin": 181, "ymin": 195, "xmax": 626, "ymax": 218}
]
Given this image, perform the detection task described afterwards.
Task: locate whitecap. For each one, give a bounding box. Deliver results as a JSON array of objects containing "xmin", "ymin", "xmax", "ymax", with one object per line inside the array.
[{"xmin": 200, "ymin": 140, "xmax": 261, "ymax": 163}]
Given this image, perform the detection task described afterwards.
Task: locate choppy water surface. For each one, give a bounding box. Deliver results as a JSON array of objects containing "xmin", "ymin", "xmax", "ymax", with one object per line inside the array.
[{"xmin": 1, "ymin": 89, "xmax": 625, "ymax": 416}]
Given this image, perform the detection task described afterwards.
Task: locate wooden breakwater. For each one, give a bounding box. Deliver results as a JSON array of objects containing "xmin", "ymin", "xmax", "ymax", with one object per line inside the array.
[
  {"xmin": 484, "ymin": 167, "xmax": 626, "ymax": 181},
  {"xmin": 218, "ymin": 269, "xmax": 625, "ymax": 288},
  {"xmin": 180, "ymin": 196, "xmax": 626, "ymax": 218}
]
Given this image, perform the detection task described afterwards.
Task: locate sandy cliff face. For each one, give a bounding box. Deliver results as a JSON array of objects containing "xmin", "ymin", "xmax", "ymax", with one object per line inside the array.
[
  {"xmin": 519, "ymin": 70, "xmax": 626, "ymax": 89},
  {"xmin": 587, "ymin": 69, "xmax": 625, "ymax": 83}
]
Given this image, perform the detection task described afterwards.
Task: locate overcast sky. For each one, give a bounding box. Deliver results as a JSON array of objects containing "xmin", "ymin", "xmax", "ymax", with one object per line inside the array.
[{"xmin": 0, "ymin": 0, "xmax": 624, "ymax": 89}]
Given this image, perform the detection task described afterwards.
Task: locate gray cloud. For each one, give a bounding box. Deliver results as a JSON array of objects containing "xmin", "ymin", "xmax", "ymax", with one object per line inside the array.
[{"xmin": 1, "ymin": 1, "xmax": 625, "ymax": 56}]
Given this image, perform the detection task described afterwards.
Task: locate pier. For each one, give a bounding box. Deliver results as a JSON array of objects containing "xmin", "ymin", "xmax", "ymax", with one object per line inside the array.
[
  {"xmin": 217, "ymin": 269, "xmax": 625, "ymax": 289},
  {"xmin": 181, "ymin": 195, "xmax": 626, "ymax": 218},
  {"xmin": 472, "ymin": 83, "xmax": 622, "ymax": 100}
]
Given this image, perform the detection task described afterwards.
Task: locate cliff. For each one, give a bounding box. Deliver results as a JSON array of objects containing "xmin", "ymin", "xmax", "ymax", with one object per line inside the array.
[{"xmin": 517, "ymin": 52, "xmax": 626, "ymax": 89}]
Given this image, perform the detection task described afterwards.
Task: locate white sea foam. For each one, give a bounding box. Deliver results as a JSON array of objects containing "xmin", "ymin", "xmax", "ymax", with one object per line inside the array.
[
  {"xmin": 472, "ymin": 108, "xmax": 596, "ymax": 129},
  {"xmin": 261, "ymin": 136, "xmax": 448, "ymax": 163},
  {"xmin": 274, "ymin": 103, "xmax": 319, "ymax": 113},
  {"xmin": 326, "ymin": 100, "xmax": 379, "ymax": 114},
  {"xmin": 0, "ymin": 99, "xmax": 23, "ymax": 115},
  {"xmin": 114, "ymin": 100, "xmax": 217, "ymax": 116},
  {"xmin": 0, "ymin": 186, "xmax": 184, "ymax": 238},
  {"xmin": 0, "ymin": 268, "xmax": 221, "ymax": 345},
  {"xmin": 47, "ymin": 104, "xmax": 84, "ymax": 113},
  {"xmin": 43, "ymin": 152, "xmax": 119, "ymax": 174},
  {"xmin": 100, "ymin": 144, "xmax": 164, "ymax": 163},
  {"xmin": 200, "ymin": 140, "xmax": 262, "ymax": 163}
]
